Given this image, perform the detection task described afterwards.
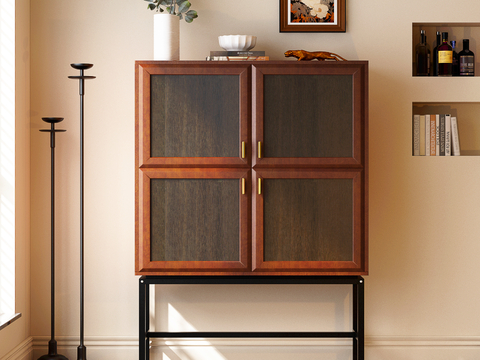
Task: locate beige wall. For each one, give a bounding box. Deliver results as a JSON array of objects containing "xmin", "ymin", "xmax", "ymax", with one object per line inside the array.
[{"xmin": 20, "ymin": 0, "xmax": 480, "ymax": 359}]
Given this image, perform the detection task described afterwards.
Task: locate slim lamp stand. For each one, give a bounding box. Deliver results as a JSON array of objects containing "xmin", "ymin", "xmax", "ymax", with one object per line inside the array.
[
  {"xmin": 38, "ymin": 118, "xmax": 68, "ymax": 360},
  {"xmin": 68, "ymin": 63, "xmax": 95, "ymax": 360}
]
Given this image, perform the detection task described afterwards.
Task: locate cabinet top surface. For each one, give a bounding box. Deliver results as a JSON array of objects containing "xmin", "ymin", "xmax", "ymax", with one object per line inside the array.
[{"xmin": 135, "ymin": 60, "xmax": 369, "ymax": 66}]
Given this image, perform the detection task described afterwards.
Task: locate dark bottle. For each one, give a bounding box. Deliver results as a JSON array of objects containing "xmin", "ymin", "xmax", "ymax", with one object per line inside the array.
[
  {"xmin": 415, "ymin": 30, "xmax": 430, "ymax": 76},
  {"xmin": 437, "ymin": 32, "xmax": 452, "ymax": 76},
  {"xmin": 432, "ymin": 31, "xmax": 441, "ymax": 76},
  {"xmin": 425, "ymin": 35, "xmax": 431, "ymax": 75},
  {"xmin": 459, "ymin": 39, "xmax": 475, "ymax": 76},
  {"xmin": 451, "ymin": 40, "xmax": 460, "ymax": 76}
]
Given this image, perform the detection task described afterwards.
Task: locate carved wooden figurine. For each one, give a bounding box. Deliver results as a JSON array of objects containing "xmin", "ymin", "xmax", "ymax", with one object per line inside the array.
[{"xmin": 285, "ymin": 50, "xmax": 347, "ymax": 61}]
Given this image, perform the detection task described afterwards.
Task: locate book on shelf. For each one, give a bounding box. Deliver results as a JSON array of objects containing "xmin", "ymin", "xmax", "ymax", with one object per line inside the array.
[
  {"xmin": 413, "ymin": 113, "xmax": 458, "ymax": 156},
  {"xmin": 429, "ymin": 114, "xmax": 436, "ymax": 156},
  {"xmin": 413, "ymin": 114, "xmax": 420, "ymax": 156},
  {"xmin": 425, "ymin": 114, "xmax": 430, "ymax": 156},
  {"xmin": 439, "ymin": 114, "xmax": 445, "ymax": 156},
  {"xmin": 206, "ymin": 55, "xmax": 269, "ymax": 61},
  {"xmin": 419, "ymin": 115, "xmax": 426, "ymax": 156},
  {"xmin": 445, "ymin": 114, "xmax": 451, "ymax": 156},
  {"xmin": 451, "ymin": 116, "xmax": 461, "ymax": 156},
  {"xmin": 210, "ymin": 50, "xmax": 266, "ymax": 56}
]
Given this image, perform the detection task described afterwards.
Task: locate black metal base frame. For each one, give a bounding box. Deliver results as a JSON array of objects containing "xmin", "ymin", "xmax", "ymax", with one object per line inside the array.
[{"xmin": 139, "ymin": 275, "xmax": 364, "ymax": 360}]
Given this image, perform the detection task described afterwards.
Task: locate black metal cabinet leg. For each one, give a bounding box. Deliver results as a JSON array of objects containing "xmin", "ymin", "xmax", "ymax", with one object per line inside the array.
[
  {"xmin": 139, "ymin": 277, "xmax": 149, "ymax": 360},
  {"xmin": 146, "ymin": 281, "xmax": 150, "ymax": 360},
  {"xmin": 353, "ymin": 277, "xmax": 365, "ymax": 360},
  {"xmin": 358, "ymin": 278, "xmax": 365, "ymax": 360}
]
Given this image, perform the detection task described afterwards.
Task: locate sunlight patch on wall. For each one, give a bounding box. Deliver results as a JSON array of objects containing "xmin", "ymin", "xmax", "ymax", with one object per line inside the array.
[
  {"xmin": 0, "ymin": 0, "xmax": 15, "ymax": 317},
  {"xmin": 163, "ymin": 303, "xmax": 227, "ymax": 360}
]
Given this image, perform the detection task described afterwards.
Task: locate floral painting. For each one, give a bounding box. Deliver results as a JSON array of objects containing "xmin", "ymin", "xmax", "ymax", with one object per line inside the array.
[
  {"xmin": 290, "ymin": 0, "xmax": 335, "ymax": 24},
  {"xmin": 280, "ymin": 0, "xmax": 345, "ymax": 32}
]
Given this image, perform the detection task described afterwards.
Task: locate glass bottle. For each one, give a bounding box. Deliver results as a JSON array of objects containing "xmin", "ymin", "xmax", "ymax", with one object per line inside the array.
[
  {"xmin": 415, "ymin": 30, "xmax": 430, "ymax": 76},
  {"xmin": 451, "ymin": 40, "xmax": 460, "ymax": 76},
  {"xmin": 437, "ymin": 32, "xmax": 452, "ymax": 76},
  {"xmin": 459, "ymin": 39, "xmax": 475, "ymax": 76},
  {"xmin": 432, "ymin": 31, "xmax": 441, "ymax": 76}
]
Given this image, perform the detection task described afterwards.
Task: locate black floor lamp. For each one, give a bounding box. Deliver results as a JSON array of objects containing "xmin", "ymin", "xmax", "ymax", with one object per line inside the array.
[
  {"xmin": 38, "ymin": 117, "xmax": 68, "ymax": 360},
  {"xmin": 68, "ymin": 63, "xmax": 95, "ymax": 360}
]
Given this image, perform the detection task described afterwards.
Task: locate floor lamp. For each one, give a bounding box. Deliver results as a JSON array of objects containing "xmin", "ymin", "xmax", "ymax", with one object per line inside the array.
[
  {"xmin": 38, "ymin": 117, "xmax": 68, "ymax": 360},
  {"xmin": 68, "ymin": 63, "xmax": 95, "ymax": 360}
]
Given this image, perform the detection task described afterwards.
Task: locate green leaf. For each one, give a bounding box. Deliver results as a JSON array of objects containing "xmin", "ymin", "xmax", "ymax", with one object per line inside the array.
[
  {"xmin": 147, "ymin": 3, "xmax": 156, "ymax": 10},
  {"xmin": 178, "ymin": 1, "xmax": 191, "ymax": 14},
  {"xmin": 185, "ymin": 15, "xmax": 193, "ymax": 23},
  {"xmin": 186, "ymin": 9, "xmax": 198, "ymax": 18}
]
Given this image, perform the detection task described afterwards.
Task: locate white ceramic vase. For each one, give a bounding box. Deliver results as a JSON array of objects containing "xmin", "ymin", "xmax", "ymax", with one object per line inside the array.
[{"xmin": 154, "ymin": 13, "xmax": 180, "ymax": 60}]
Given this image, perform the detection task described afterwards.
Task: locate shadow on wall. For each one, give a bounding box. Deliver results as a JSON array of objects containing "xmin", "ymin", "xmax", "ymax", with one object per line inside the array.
[{"xmin": 179, "ymin": 2, "xmax": 359, "ymax": 61}]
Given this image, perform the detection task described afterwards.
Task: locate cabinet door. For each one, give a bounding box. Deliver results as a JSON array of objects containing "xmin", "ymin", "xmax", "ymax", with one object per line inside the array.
[
  {"xmin": 252, "ymin": 169, "xmax": 367, "ymax": 275},
  {"xmin": 136, "ymin": 168, "xmax": 251, "ymax": 274},
  {"xmin": 136, "ymin": 62, "xmax": 250, "ymax": 167},
  {"xmin": 252, "ymin": 62, "xmax": 368, "ymax": 167}
]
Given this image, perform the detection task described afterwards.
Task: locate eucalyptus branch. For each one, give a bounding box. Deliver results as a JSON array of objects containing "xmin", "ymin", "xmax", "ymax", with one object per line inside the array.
[{"xmin": 144, "ymin": 0, "xmax": 198, "ymax": 23}]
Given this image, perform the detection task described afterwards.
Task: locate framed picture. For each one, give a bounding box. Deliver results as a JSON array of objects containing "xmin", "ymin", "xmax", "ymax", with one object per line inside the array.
[{"xmin": 280, "ymin": 0, "xmax": 346, "ymax": 33}]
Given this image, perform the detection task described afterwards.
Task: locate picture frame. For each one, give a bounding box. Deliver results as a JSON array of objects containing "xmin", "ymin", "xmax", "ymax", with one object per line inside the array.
[{"xmin": 280, "ymin": 0, "xmax": 346, "ymax": 33}]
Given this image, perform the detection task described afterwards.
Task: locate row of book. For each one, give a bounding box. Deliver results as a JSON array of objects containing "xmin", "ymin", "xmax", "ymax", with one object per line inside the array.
[
  {"xmin": 206, "ymin": 50, "xmax": 269, "ymax": 61},
  {"xmin": 413, "ymin": 114, "xmax": 461, "ymax": 156}
]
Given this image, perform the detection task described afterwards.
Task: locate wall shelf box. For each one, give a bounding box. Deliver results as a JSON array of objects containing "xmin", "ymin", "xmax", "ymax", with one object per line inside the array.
[
  {"xmin": 412, "ymin": 22, "xmax": 480, "ymax": 77},
  {"xmin": 412, "ymin": 102, "xmax": 480, "ymax": 156}
]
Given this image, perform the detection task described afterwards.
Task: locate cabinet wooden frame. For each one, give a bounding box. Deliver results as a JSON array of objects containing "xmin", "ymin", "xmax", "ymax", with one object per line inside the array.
[
  {"xmin": 136, "ymin": 168, "xmax": 251, "ymax": 274},
  {"xmin": 252, "ymin": 62, "xmax": 368, "ymax": 168},
  {"xmin": 135, "ymin": 61, "xmax": 368, "ymax": 276},
  {"xmin": 136, "ymin": 61, "xmax": 251, "ymax": 168},
  {"xmin": 252, "ymin": 169, "xmax": 367, "ymax": 275}
]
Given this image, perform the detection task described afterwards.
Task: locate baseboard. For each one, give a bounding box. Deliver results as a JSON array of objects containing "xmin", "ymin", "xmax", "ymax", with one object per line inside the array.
[
  {"xmin": 152, "ymin": 336, "xmax": 480, "ymax": 359},
  {"xmin": 31, "ymin": 334, "xmax": 480, "ymax": 347},
  {"xmin": 26, "ymin": 335, "xmax": 480, "ymax": 359},
  {"xmin": 152, "ymin": 335, "xmax": 480, "ymax": 346},
  {"xmin": 0, "ymin": 337, "xmax": 33, "ymax": 360},
  {"xmin": 365, "ymin": 336, "xmax": 480, "ymax": 360},
  {"xmin": 32, "ymin": 335, "xmax": 138, "ymax": 348},
  {"xmin": 32, "ymin": 336, "xmax": 138, "ymax": 360},
  {"xmin": 366, "ymin": 335, "xmax": 480, "ymax": 346}
]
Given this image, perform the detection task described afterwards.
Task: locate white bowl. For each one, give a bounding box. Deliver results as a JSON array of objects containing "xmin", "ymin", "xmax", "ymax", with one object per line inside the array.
[{"xmin": 218, "ymin": 35, "xmax": 257, "ymax": 51}]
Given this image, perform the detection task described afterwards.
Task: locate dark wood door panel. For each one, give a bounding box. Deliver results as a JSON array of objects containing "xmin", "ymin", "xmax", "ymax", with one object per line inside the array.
[
  {"xmin": 252, "ymin": 169, "xmax": 367, "ymax": 274},
  {"xmin": 252, "ymin": 62, "xmax": 368, "ymax": 167},
  {"xmin": 136, "ymin": 168, "xmax": 251, "ymax": 273},
  {"xmin": 136, "ymin": 62, "xmax": 251, "ymax": 168}
]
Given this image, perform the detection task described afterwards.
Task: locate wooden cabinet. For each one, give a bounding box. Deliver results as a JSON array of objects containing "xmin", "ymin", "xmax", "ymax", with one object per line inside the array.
[{"xmin": 135, "ymin": 61, "xmax": 368, "ymax": 276}]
